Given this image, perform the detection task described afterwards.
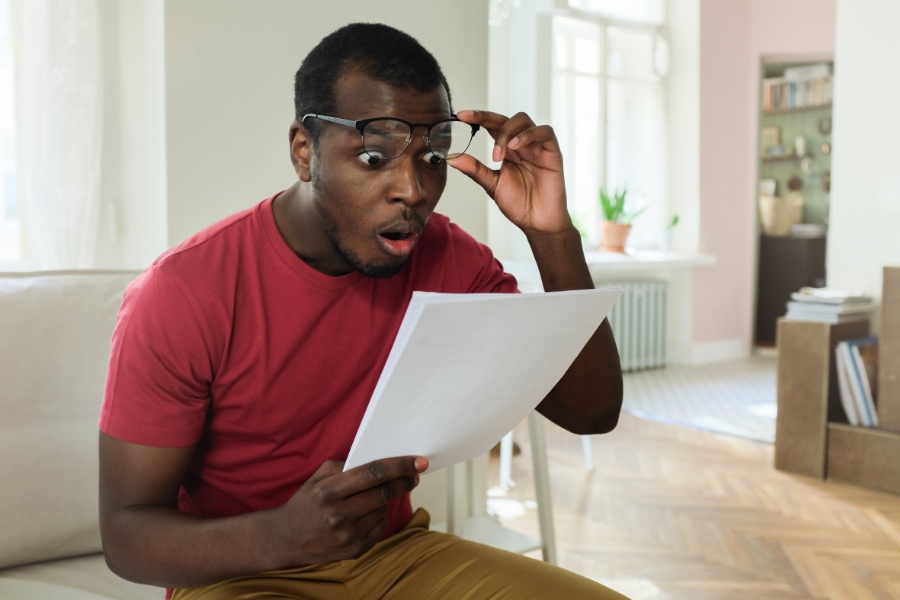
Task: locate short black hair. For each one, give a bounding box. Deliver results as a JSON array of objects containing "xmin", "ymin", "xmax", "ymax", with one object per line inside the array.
[{"xmin": 294, "ymin": 23, "xmax": 452, "ymax": 141}]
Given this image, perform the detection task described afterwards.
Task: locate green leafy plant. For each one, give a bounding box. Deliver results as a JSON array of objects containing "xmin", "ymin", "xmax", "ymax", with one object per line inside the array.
[
  {"xmin": 599, "ymin": 187, "xmax": 646, "ymax": 225},
  {"xmin": 570, "ymin": 213, "xmax": 590, "ymax": 238},
  {"xmin": 664, "ymin": 214, "xmax": 680, "ymax": 231}
]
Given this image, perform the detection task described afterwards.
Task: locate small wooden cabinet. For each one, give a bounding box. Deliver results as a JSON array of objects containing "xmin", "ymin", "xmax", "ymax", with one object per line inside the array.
[
  {"xmin": 774, "ymin": 266, "xmax": 900, "ymax": 496},
  {"xmin": 754, "ymin": 234, "xmax": 826, "ymax": 345}
]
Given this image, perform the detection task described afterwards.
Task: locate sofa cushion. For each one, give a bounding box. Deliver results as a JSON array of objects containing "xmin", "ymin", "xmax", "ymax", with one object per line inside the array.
[
  {"xmin": 0, "ymin": 553, "xmax": 162, "ymax": 599},
  {"xmin": 0, "ymin": 270, "xmax": 141, "ymax": 569}
]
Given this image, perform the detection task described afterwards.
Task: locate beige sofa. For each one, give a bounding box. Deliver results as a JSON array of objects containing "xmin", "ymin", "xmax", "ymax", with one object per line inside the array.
[
  {"xmin": 0, "ymin": 270, "xmax": 163, "ymax": 599},
  {"xmin": 0, "ymin": 269, "xmax": 533, "ymax": 598}
]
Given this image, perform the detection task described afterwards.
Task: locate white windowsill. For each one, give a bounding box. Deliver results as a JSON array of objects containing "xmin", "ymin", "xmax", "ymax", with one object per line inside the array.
[
  {"xmin": 584, "ymin": 249, "xmax": 717, "ymax": 274},
  {"xmin": 500, "ymin": 250, "xmax": 716, "ymax": 292}
]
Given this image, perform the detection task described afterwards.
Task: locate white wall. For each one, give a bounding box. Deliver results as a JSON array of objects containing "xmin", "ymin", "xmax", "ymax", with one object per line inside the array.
[
  {"xmin": 666, "ymin": 0, "xmax": 700, "ymax": 256},
  {"xmin": 115, "ymin": 0, "xmax": 490, "ymax": 267},
  {"xmin": 116, "ymin": 0, "xmax": 167, "ymax": 268},
  {"xmin": 827, "ymin": 0, "xmax": 900, "ymax": 315},
  {"xmin": 486, "ymin": 0, "xmax": 555, "ymax": 263}
]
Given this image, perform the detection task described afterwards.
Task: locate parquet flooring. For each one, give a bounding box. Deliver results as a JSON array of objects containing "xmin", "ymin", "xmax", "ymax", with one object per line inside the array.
[{"xmin": 489, "ymin": 414, "xmax": 900, "ymax": 599}]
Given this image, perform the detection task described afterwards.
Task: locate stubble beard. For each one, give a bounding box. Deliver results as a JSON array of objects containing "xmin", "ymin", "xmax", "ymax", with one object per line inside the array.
[{"xmin": 312, "ymin": 163, "xmax": 407, "ymax": 279}]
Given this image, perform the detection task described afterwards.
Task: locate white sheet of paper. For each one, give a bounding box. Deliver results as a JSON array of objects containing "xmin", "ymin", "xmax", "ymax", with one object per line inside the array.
[{"xmin": 343, "ymin": 287, "xmax": 622, "ymax": 473}]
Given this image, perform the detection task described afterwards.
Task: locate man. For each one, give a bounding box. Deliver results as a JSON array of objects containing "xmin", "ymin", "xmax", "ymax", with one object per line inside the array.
[{"xmin": 99, "ymin": 23, "xmax": 627, "ymax": 600}]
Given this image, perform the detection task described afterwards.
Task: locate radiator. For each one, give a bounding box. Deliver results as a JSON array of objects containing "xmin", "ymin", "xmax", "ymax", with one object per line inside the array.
[{"xmin": 603, "ymin": 280, "xmax": 668, "ymax": 372}]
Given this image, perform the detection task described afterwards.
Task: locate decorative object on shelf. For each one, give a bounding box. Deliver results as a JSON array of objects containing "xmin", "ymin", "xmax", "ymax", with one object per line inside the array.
[
  {"xmin": 759, "ymin": 178, "xmax": 777, "ymax": 196},
  {"xmin": 787, "ymin": 175, "xmax": 803, "ymax": 192},
  {"xmin": 763, "ymin": 145, "xmax": 792, "ymax": 159},
  {"xmin": 599, "ymin": 221, "xmax": 631, "ymax": 253},
  {"xmin": 794, "ymin": 134, "xmax": 807, "ymax": 157},
  {"xmin": 821, "ymin": 141, "xmax": 831, "ymax": 155},
  {"xmin": 598, "ymin": 187, "xmax": 645, "ymax": 253},
  {"xmin": 800, "ymin": 157, "xmax": 812, "ymax": 174},
  {"xmin": 760, "ymin": 126, "xmax": 780, "ymax": 152},
  {"xmin": 791, "ymin": 223, "xmax": 827, "ymax": 238},
  {"xmin": 817, "ymin": 115, "xmax": 832, "ymax": 135},
  {"xmin": 759, "ymin": 193, "xmax": 804, "ymax": 236}
]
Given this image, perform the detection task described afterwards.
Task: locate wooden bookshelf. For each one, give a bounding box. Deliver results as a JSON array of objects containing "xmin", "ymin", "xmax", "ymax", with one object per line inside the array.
[
  {"xmin": 774, "ymin": 267, "xmax": 900, "ymax": 496},
  {"xmin": 827, "ymin": 424, "xmax": 900, "ymax": 495},
  {"xmin": 879, "ymin": 267, "xmax": 900, "ymax": 432},
  {"xmin": 774, "ymin": 319, "xmax": 869, "ymax": 478}
]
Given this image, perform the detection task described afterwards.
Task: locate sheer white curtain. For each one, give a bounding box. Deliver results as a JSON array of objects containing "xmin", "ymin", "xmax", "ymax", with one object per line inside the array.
[{"xmin": 12, "ymin": 0, "xmax": 104, "ymax": 269}]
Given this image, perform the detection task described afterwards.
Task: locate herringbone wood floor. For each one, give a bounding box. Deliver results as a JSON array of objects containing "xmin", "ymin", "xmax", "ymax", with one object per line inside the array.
[{"xmin": 490, "ymin": 414, "xmax": 900, "ymax": 600}]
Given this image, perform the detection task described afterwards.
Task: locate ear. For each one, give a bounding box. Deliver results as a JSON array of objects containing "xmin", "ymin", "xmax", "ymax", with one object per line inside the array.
[{"xmin": 289, "ymin": 120, "xmax": 314, "ymax": 182}]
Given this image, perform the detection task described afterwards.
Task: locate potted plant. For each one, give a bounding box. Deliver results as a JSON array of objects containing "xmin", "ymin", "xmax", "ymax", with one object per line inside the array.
[{"xmin": 598, "ymin": 187, "xmax": 645, "ymax": 253}]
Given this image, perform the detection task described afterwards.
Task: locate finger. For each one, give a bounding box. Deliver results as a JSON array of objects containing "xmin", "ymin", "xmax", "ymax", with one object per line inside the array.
[
  {"xmin": 493, "ymin": 112, "xmax": 542, "ymax": 162},
  {"xmin": 351, "ymin": 510, "xmax": 390, "ymax": 557},
  {"xmin": 332, "ymin": 456, "xmax": 427, "ymax": 499},
  {"xmin": 459, "ymin": 111, "xmax": 544, "ymax": 163},
  {"xmin": 322, "ymin": 476, "xmax": 418, "ymax": 528},
  {"xmin": 455, "ymin": 109, "xmax": 510, "ymax": 131},
  {"xmin": 447, "ymin": 154, "xmax": 498, "ymax": 196},
  {"xmin": 358, "ymin": 507, "xmax": 390, "ymax": 538},
  {"xmin": 506, "ymin": 124, "xmax": 560, "ymax": 152},
  {"xmin": 305, "ymin": 459, "xmax": 348, "ymax": 486}
]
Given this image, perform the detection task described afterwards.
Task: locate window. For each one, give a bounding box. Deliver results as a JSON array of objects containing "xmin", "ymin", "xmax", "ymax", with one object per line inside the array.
[
  {"xmin": 551, "ymin": 4, "xmax": 668, "ymax": 248},
  {"xmin": 567, "ymin": 0, "xmax": 665, "ymax": 26},
  {"xmin": 0, "ymin": 0, "xmax": 19, "ymax": 262}
]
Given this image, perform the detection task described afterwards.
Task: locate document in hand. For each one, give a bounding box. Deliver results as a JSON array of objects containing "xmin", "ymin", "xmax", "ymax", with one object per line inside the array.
[{"xmin": 344, "ymin": 287, "xmax": 623, "ymax": 473}]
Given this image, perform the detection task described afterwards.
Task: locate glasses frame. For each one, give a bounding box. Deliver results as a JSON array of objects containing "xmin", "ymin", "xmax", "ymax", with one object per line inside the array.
[{"xmin": 301, "ymin": 113, "xmax": 480, "ymax": 161}]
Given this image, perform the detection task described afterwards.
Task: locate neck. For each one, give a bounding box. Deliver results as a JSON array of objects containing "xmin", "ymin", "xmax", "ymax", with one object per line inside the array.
[{"xmin": 273, "ymin": 182, "xmax": 343, "ymax": 274}]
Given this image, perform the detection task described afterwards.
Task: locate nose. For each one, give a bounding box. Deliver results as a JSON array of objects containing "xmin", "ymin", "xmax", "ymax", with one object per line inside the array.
[{"xmin": 388, "ymin": 149, "xmax": 428, "ymax": 207}]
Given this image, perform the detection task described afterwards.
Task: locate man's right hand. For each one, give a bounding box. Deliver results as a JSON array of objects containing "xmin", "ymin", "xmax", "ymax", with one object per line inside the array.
[
  {"xmin": 99, "ymin": 431, "xmax": 427, "ymax": 589},
  {"xmin": 268, "ymin": 456, "xmax": 428, "ymax": 565}
]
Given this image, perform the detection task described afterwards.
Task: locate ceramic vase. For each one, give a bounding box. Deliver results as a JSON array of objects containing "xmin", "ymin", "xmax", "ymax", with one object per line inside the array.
[{"xmin": 600, "ymin": 221, "xmax": 631, "ymax": 253}]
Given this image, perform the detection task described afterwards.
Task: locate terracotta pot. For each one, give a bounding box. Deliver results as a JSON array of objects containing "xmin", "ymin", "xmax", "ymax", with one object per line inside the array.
[{"xmin": 600, "ymin": 221, "xmax": 632, "ymax": 253}]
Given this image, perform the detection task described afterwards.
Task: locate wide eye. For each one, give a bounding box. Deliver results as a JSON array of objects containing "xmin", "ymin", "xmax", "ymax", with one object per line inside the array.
[
  {"xmin": 422, "ymin": 151, "xmax": 445, "ymax": 166},
  {"xmin": 358, "ymin": 150, "xmax": 388, "ymax": 166}
]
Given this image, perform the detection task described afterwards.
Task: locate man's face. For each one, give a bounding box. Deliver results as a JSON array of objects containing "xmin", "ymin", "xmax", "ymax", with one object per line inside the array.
[{"xmin": 307, "ymin": 70, "xmax": 451, "ymax": 278}]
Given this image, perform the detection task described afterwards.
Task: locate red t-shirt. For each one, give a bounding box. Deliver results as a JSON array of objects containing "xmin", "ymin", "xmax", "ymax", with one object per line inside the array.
[{"xmin": 99, "ymin": 195, "xmax": 517, "ymax": 538}]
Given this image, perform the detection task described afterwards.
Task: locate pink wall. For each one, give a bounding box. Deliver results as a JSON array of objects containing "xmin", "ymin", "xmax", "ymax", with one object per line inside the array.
[{"xmin": 693, "ymin": 0, "xmax": 836, "ymax": 351}]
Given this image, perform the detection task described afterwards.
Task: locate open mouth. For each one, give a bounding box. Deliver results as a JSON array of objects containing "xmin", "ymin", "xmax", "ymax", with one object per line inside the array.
[
  {"xmin": 376, "ymin": 223, "xmax": 421, "ymax": 257},
  {"xmin": 380, "ymin": 231, "xmax": 414, "ymax": 242}
]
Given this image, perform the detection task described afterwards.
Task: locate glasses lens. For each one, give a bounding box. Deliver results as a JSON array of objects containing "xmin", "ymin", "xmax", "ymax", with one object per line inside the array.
[
  {"xmin": 362, "ymin": 120, "xmax": 411, "ymax": 160},
  {"xmin": 429, "ymin": 121, "xmax": 475, "ymax": 159}
]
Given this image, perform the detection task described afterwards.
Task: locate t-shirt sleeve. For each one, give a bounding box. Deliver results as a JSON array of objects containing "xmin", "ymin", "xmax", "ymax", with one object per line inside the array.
[{"xmin": 99, "ymin": 267, "xmax": 217, "ymax": 447}]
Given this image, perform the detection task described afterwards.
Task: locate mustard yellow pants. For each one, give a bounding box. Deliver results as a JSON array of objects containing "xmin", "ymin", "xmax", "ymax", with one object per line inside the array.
[{"xmin": 172, "ymin": 509, "xmax": 629, "ymax": 600}]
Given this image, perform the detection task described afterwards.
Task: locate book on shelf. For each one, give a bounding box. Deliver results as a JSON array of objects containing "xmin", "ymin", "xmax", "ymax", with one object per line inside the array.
[
  {"xmin": 784, "ymin": 310, "xmax": 870, "ymax": 325},
  {"xmin": 835, "ymin": 337, "xmax": 879, "ymax": 427},
  {"xmin": 785, "ymin": 300, "xmax": 878, "ymax": 316},
  {"xmin": 761, "ymin": 74, "xmax": 832, "ymax": 111},
  {"xmin": 791, "ymin": 287, "xmax": 873, "ymax": 304},
  {"xmin": 835, "ymin": 342, "xmax": 860, "ymax": 426}
]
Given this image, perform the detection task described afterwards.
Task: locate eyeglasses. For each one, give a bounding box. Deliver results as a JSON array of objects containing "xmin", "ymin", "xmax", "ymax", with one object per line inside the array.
[{"xmin": 301, "ymin": 114, "xmax": 480, "ymax": 164}]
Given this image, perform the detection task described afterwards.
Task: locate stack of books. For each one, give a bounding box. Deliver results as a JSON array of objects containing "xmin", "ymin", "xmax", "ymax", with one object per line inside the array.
[
  {"xmin": 784, "ymin": 287, "xmax": 878, "ymax": 324},
  {"xmin": 835, "ymin": 336, "xmax": 879, "ymax": 427}
]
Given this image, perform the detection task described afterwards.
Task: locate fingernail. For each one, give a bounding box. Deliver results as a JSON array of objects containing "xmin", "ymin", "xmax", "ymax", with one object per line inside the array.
[
  {"xmin": 492, "ymin": 144, "xmax": 502, "ymax": 162},
  {"xmin": 415, "ymin": 457, "xmax": 429, "ymax": 472}
]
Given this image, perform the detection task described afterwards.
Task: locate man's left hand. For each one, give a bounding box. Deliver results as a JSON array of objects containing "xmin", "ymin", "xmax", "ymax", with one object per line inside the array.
[{"xmin": 449, "ymin": 110, "xmax": 570, "ymax": 236}]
